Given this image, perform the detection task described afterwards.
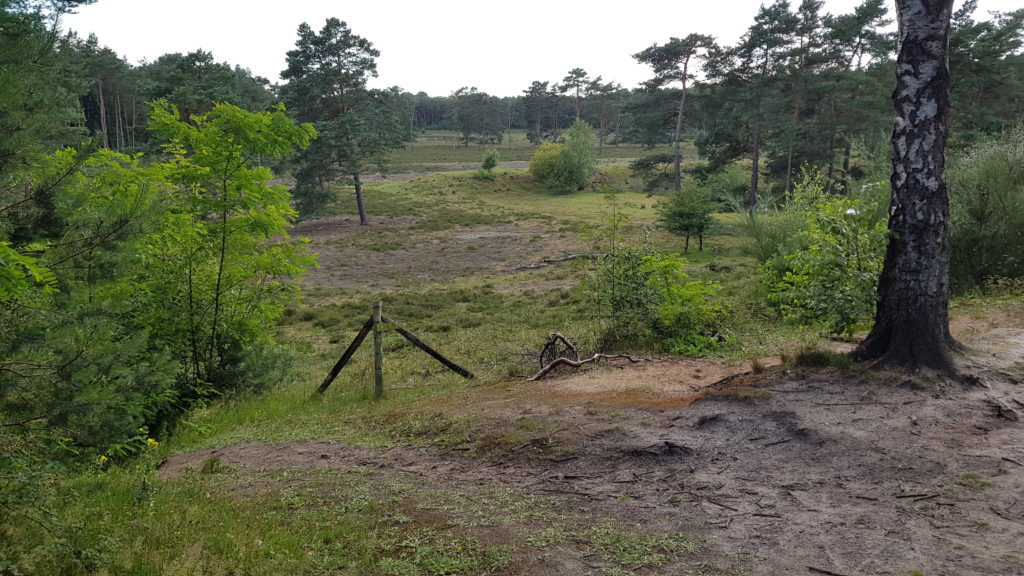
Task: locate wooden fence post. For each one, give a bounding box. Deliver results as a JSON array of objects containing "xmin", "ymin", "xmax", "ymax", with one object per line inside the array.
[{"xmin": 373, "ymin": 301, "xmax": 384, "ymax": 400}]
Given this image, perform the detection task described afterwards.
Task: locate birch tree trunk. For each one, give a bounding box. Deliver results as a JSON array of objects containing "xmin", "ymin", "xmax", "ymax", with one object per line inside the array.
[{"xmin": 852, "ymin": 0, "xmax": 961, "ymax": 373}]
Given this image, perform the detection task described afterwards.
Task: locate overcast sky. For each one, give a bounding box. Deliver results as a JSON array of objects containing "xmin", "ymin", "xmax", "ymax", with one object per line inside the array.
[{"xmin": 63, "ymin": 0, "xmax": 1019, "ymax": 97}]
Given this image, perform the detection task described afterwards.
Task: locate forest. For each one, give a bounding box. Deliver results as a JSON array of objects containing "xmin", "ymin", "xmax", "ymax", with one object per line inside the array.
[{"xmin": 2, "ymin": 0, "xmax": 1024, "ymax": 574}]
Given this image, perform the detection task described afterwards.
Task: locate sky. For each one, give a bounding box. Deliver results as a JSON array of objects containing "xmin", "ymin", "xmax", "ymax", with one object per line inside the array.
[{"xmin": 63, "ymin": 0, "xmax": 1019, "ymax": 97}]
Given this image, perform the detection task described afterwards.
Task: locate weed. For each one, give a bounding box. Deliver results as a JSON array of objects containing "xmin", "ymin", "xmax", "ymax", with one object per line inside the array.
[
  {"xmin": 587, "ymin": 522, "xmax": 695, "ymax": 570},
  {"xmin": 956, "ymin": 473, "xmax": 996, "ymax": 489},
  {"xmin": 200, "ymin": 456, "xmax": 223, "ymax": 474}
]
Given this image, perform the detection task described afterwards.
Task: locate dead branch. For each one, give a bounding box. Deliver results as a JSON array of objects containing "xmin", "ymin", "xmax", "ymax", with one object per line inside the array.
[
  {"xmin": 540, "ymin": 332, "xmax": 580, "ymax": 369},
  {"xmin": 529, "ymin": 353, "xmax": 641, "ymax": 381},
  {"xmin": 509, "ymin": 253, "xmax": 600, "ymax": 271}
]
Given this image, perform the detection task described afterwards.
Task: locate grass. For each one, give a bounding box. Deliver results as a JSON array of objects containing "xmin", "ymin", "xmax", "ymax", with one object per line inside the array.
[{"xmin": 387, "ymin": 129, "xmax": 681, "ymax": 171}]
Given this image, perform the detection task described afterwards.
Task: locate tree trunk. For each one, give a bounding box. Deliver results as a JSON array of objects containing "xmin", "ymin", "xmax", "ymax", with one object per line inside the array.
[
  {"xmin": 96, "ymin": 79, "xmax": 109, "ymax": 149},
  {"xmin": 672, "ymin": 59, "xmax": 690, "ymax": 193},
  {"xmin": 840, "ymin": 140, "xmax": 852, "ymax": 194},
  {"xmin": 852, "ymin": 0, "xmax": 961, "ymax": 373},
  {"xmin": 354, "ymin": 172, "xmax": 368, "ymax": 226},
  {"xmin": 750, "ymin": 124, "xmax": 761, "ymax": 211}
]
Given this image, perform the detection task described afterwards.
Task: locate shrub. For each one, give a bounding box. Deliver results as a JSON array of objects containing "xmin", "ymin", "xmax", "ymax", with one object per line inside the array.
[
  {"xmin": 481, "ymin": 148, "xmax": 499, "ymax": 171},
  {"xmin": 528, "ymin": 119, "xmax": 597, "ymax": 191},
  {"xmin": 472, "ymin": 149, "xmax": 500, "ymax": 181},
  {"xmin": 948, "ymin": 125, "xmax": 1024, "ymax": 292},
  {"xmin": 765, "ymin": 187, "xmax": 888, "ymax": 335},
  {"xmin": 528, "ymin": 142, "xmax": 562, "ymax": 183},
  {"xmin": 589, "ymin": 245, "xmax": 724, "ymax": 355}
]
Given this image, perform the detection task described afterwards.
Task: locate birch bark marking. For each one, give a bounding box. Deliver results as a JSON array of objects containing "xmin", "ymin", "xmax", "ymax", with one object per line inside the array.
[{"xmin": 853, "ymin": 0, "xmax": 963, "ymax": 373}]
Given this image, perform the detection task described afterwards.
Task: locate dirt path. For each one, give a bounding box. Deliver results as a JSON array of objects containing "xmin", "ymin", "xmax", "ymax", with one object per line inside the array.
[{"xmin": 161, "ymin": 330, "xmax": 1024, "ymax": 576}]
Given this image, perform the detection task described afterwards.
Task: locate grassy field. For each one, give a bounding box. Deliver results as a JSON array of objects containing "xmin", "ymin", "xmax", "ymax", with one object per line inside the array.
[{"xmin": 387, "ymin": 129, "xmax": 684, "ymax": 171}]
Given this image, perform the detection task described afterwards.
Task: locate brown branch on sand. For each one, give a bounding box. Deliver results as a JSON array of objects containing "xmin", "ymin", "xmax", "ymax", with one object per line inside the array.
[
  {"xmin": 529, "ymin": 353, "xmax": 641, "ymax": 381},
  {"xmin": 510, "ymin": 253, "xmax": 599, "ymax": 271},
  {"xmin": 540, "ymin": 332, "xmax": 580, "ymax": 369}
]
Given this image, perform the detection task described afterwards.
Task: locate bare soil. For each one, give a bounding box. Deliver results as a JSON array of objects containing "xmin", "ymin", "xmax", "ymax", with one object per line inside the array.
[
  {"xmin": 291, "ymin": 215, "xmax": 586, "ymax": 293},
  {"xmin": 162, "ymin": 328, "xmax": 1024, "ymax": 575}
]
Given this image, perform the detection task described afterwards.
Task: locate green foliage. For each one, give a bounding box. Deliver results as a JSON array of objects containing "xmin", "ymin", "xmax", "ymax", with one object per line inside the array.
[
  {"xmin": 702, "ymin": 165, "xmax": 754, "ymax": 210},
  {"xmin": 281, "ymin": 18, "xmax": 409, "ymax": 219},
  {"xmin": 0, "ymin": 3, "xmax": 85, "ymax": 179},
  {"xmin": 657, "ymin": 182, "xmax": 717, "ymax": 251},
  {"xmin": 481, "ymin": 148, "xmax": 500, "ymax": 171},
  {"xmin": 948, "ymin": 125, "xmax": 1024, "ymax": 291},
  {"xmin": 737, "ymin": 210, "xmax": 807, "ymax": 264},
  {"xmin": 143, "ymin": 100, "xmax": 316, "ymax": 392},
  {"xmin": 528, "ymin": 142, "xmax": 561, "ymax": 178},
  {"xmin": 528, "ymin": 120, "xmax": 597, "ymax": 191},
  {"xmin": 629, "ymin": 153, "xmax": 675, "ymax": 191},
  {"xmin": 0, "ymin": 242, "xmax": 56, "ymax": 301},
  {"xmin": 473, "ymin": 149, "xmax": 499, "ymax": 181},
  {"xmin": 765, "ymin": 183, "xmax": 888, "ymax": 335},
  {"xmin": 591, "ymin": 245, "xmax": 724, "ymax": 354},
  {"xmin": 587, "ymin": 196, "xmax": 724, "ymax": 354}
]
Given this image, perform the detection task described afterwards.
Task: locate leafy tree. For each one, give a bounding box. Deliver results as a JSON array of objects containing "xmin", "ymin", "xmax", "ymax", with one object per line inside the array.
[
  {"xmin": 145, "ymin": 100, "xmax": 315, "ymax": 388},
  {"xmin": 635, "ymin": 34, "xmax": 716, "ymax": 192},
  {"xmin": 657, "ymin": 183, "xmax": 717, "ymax": 252},
  {"xmin": 587, "ymin": 196, "xmax": 723, "ymax": 354},
  {"xmin": 852, "ymin": 0, "xmax": 961, "ymax": 372},
  {"xmin": 766, "ymin": 184, "xmax": 888, "ymax": 335},
  {"xmin": 281, "ymin": 18, "xmax": 408, "ymax": 223}
]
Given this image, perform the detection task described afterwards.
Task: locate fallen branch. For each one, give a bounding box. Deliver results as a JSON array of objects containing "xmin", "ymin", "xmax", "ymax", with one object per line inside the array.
[
  {"xmin": 529, "ymin": 353, "xmax": 641, "ymax": 381},
  {"xmin": 510, "ymin": 253, "xmax": 599, "ymax": 271},
  {"xmin": 807, "ymin": 567, "xmax": 849, "ymax": 576}
]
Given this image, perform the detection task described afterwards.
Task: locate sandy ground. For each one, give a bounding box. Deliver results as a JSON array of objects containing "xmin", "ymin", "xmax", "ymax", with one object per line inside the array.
[{"xmin": 162, "ymin": 327, "xmax": 1024, "ymax": 575}]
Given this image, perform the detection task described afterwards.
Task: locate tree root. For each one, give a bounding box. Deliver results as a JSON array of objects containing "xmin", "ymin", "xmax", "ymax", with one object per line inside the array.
[{"xmin": 529, "ymin": 353, "xmax": 641, "ymax": 381}]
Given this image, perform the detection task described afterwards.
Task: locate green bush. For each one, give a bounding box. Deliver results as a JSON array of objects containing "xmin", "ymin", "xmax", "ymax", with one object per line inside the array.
[
  {"xmin": 528, "ymin": 142, "xmax": 562, "ymax": 183},
  {"xmin": 473, "ymin": 149, "xmax": 500, "ymax": 181},
  {"xmin": 738, "ymin": 209, "xmax": 807, "ymax": 264},
  {"xmin": 589, "ymin": 246, "xmax": 724, "ymax": 355},
  {"xmin": 765, "ymin": 186, "xmax": 888, "ymax": 335},
  {"xmin": 481, "ymin": 148, "xmax": 499, "ymax": 171},
  {"xmin": 528, "ymin": 119, "xmax": 596, "ymax": 191},
  {"xmin": 948, "ymin": 125, "xmax": 1024, "ymax": 292},
  {"xmin": 704, "ymin": 165, "xmax": 752, "ymax": 210}
]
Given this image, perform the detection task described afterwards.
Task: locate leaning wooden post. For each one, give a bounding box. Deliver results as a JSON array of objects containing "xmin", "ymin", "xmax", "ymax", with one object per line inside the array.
[
  {"xmin": 315, "ymin": 315, "xmax": 375, "ymax": 395},
  {"xmin": 373, "ymin": 301, "xmax": 384, "ymax": 400}
]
